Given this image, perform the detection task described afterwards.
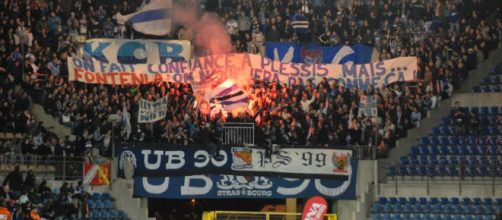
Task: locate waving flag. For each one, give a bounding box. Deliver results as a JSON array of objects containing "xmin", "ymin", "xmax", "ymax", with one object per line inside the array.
[
  {"xmin": 114, "ymin": 0, "xmax": 172, "ymax": 36},
  {"xmin": 207, "ymin": 79, "xmax": 249, "ymax": 111},
  {"xmin": 192, "ymin": 76, "xmax": 249, "ymax": 118}
]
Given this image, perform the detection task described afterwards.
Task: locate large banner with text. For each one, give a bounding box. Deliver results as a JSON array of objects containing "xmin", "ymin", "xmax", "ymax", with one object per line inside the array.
[
  {"xmin": 69, "ymin": 53, "xmax": 417, "ymax": 89},
  {"xmin": 82, "ymin": 39, "xmax": 191, "ymax": 64},
  {"xmin": 265, "ymin": 42, "xmax": 377, "ymax": 64},
  {"xmin": 132, "ymin": 165, "xmax": 357, "ymax": 199},
  {"xmin": 118, "ymin": 146, "xmax": 354, "ymax": 179}
]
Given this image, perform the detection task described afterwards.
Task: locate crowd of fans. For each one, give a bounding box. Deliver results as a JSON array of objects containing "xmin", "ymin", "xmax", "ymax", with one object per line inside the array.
[
  {"xmin": 0, "ymin": 166, "xmax": 88, "ymax": 219},
  {"xmin": 0, "ymin": 0, "xmax": 501, "ymax": 162}
]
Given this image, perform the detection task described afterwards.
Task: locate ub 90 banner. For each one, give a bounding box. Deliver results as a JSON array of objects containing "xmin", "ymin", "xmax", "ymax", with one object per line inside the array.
[
  {"xmin": 82, "ymin": 39, "xmax": 191, "ymax": 64},
  {"xmin": 68, "ymin": 53, "xmax": 417, "ymax": 89},
  {"xmin": 118, "ymin": 146, "xmax": 353, "ymax": 179},
  {"xmin": 133, "ymin": 161, "xmax": 357, "ymax": 199}
]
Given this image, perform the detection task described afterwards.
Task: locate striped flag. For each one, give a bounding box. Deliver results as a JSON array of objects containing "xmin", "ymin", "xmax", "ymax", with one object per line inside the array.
[
  {"xmin": 291, "ymin": 14, "xmax": 309, "ymax": 34},
  {"xmin": 207, "ymin": 79, "xmax": 249, "ymax": 112},
  {"xmin": 114, "ymin": 0, "xmax": 171, "ymax": 36},
  {"xmin": 83, "ymin": 162, "xmax": 111, "ymax": 186}
]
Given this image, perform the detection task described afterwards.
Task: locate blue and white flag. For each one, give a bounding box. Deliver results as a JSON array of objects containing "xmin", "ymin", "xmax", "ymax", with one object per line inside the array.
[
  {"xmin": 265, "ymin": 42, "xmax": 378, "ymax": 64},
  {"xmin": 114, "ymin": 0, "xmax": 171, "ymax": 36}
]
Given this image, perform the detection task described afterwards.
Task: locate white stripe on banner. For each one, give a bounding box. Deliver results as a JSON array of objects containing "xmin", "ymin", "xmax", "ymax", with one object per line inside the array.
[{"xmin": 83, "ymin": 164, "xmax": 98, "ymax": 185}]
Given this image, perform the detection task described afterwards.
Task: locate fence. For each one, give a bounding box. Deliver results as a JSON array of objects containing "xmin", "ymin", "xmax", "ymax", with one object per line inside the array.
[
  {"xmin": 202, "ymin": 211, "xmax": 337, "ymax": 220},
  {"xmin": 221, "ymin": 123, "xmax": 255, "ymax": 145},
  {"xmin": 349, "ymin": 144, "xmax": 377, "ymax": 160},
  {"xmin": 0, "ymin": 155, "xmax": 84, "ymax": 181}
]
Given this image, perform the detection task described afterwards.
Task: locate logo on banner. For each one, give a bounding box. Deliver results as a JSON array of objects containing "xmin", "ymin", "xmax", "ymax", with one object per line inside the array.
[
  {"xmin": 332, "ymin": 152, "xmax": 350, "ymax": 173},
  {"xmin": 119, "ymin": 150, "xmax": 137, "ymax": 169},
  {"xmin": 216, "ymin": 175, "xmax": 273, "ymax": 197},
  {"xmin": 302, "ymin": 196, "xmax": 328, "ymax": 220},
  {"xmin": 300, "ymin": 47, "xmax": 323, "ymax": 64},
  {"xmin": 231, "ymin": 147, "xmax": 253, "ymax": 169}
]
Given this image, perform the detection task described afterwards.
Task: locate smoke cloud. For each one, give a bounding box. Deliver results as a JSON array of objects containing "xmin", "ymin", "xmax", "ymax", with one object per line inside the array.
[{"xmin": 171, "ymin": 0, "xmax": 232, "ymax": 55}]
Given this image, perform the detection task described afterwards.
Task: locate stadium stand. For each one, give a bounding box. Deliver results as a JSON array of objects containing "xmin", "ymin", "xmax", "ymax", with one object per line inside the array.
[
  {"xmin": 473, "ymin": 63, "xmax": 502, "ymax": 93},
  {"xmin": 0, "ymin": 0, "xmax": 500, "ymax": 219}
]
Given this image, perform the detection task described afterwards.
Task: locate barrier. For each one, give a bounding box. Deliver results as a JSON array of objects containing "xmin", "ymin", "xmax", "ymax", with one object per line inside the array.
[
  {"xmin": 221, "ymin": 123, "xmax": 255, "ymax": 145},
  {"xmin": 202, "ymin": 211, "xmax": 337, "ymax": 220},
  {"xmin": 0, "ymin": 156, "xmax": 84, "ymax": 180},
  {"xmin": 386, "ymin": 159, "xmax": 502, "ymax": 196}
]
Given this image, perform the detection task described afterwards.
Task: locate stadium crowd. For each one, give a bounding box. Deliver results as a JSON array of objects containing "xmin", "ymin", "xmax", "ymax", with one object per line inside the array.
[
  {"xmin": 0, "ymin": 166, "xmax": 89, "ymax": 219},
  {"xmin": 0, "ymin": 0, "xmax": 500, "ymax": 159}
]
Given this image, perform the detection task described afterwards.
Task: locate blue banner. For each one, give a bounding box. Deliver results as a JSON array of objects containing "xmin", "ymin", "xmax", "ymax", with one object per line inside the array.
[
  {"xmin": 133, "ymin": 161, "xmax": 357, "ymax": 199},
  {"xmin": 117, "ymin": 146, "xmax": 354, "ymax": 179},
  {"xmin": 265, "ymin": 42, "xmax": 375, "ymax": 64}
]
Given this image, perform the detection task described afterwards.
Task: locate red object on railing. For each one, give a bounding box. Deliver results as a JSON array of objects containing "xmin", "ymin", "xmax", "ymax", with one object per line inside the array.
[{"xmin": 301, "ymin": 196, "xmax": 328, "ymax": 220}]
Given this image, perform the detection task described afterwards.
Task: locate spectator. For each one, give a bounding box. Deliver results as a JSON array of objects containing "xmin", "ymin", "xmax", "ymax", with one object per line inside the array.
[{"xmin": 2, "ymin": 166, "xmax": 23, "ymax": 196}]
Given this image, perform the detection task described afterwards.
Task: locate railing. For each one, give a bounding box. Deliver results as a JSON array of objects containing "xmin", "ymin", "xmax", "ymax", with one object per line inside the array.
[
  {"xmin": 0, "ymin": 155, "xmax": 84, "ymax": 181},
  {"xmin": 203, "ymin": 211, "xmax": 337, "ymax": 220},
  {"xmin": 385, "ymin": 161, "xmax": 501, "ymax": 196},
  {"xmin": 349, "ymin": 144, "xmax": 377, "ymax": 160},
  {"xmin": 221, "ymin": 122, "xmax": 255, "ymax": 145}
]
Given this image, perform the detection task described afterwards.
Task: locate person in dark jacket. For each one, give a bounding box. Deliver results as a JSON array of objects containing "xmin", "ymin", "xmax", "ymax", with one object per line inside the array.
[{"xmin": 2, "ymin": 166, "xmax": 23, "ymax": 195}]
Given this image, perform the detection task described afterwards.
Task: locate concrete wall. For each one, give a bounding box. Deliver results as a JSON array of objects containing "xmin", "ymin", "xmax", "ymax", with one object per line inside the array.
[
  {"xmin": 451, "ymin": 93, "xmax": 502, "ymax": 107},
  {"xmin": 338, "ymin": 160, "xmax": 377, "ymax": 220}
]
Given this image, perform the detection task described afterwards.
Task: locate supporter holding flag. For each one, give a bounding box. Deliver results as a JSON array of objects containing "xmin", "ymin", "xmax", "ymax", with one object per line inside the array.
[{"xmin": 291, "ymin": 9, "xmax": 309, "ymax": 42}]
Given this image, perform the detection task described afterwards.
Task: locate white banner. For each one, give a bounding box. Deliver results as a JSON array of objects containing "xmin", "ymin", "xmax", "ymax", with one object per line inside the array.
[
  {"xmin": 231, "ymin": 147, "xmax": 353, "ymax": 177},
  {"xmin": 69, "ymin": 53, "xmax": 417, "ymax": 89},
  {"xmin": 138, "ymin": 96, "xmax": 168, "ymax": 123},
  {"xmin": 82, "ymin": 38, "xmax": 190, "ymax": 64}
]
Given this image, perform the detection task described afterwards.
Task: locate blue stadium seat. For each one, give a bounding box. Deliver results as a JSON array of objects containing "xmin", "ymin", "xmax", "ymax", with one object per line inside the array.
[
  {"xmin": 438, "ymin": 166, "xmax": 447, "ymax": 176},
  {"xmin": 440, "ymin": 136, "xmax": 450, "ymax": 145},
  {"xmin": 421, "ymin": 137, "xmax": 431, "ymax": 146},
  {"xmin": 449, "ymin": 147, "xmax": 459, "ymax": 155},
  {"xmin": 441, "ymin": 118, "xmax": 451, "ymax": 126},
  {"xmin": 467, "ymin": 146, "xmax": 479, "ymax": 155},
  {"xmin": 481, "ymin": 76, "xmax": 490, "ymax": 85},
  {"xmin": 481, "ymin": 107, "xmax": 490, "ymax": 115},
  {"xmin": 410, "ymin": 146, "xmax": 419, "ymax": 156},
  {"xmin": 472, "ymin": 86, "xmax": 481, "ymax": 93},
  {"xmin": 388, "ymin": 166, "xmax": 396, "ymax": 177},
  {"xmin": 431, "ymin": 136, "xmax": 440, "ymax": 145},
  {"xmin": 431, "ymin": 127, "xmax": 440, "ymax": 136},
  {"xmin": 439, "ymin": 126, "xmax": 448, "ymax": 135},
  {"xmin": 399, "ymin": 166, "xmax": 408, "ymax": 176},
  {"xmin": 448, "ymin": 166, "xmax": 459, "ymax": 176},
  {"xmin": 483, "ymin": 198, "xmax": 493, "ymax": 206},
  {"xmin": 490, "ymin": 106, "xmax": 500, "ymax": 115}
]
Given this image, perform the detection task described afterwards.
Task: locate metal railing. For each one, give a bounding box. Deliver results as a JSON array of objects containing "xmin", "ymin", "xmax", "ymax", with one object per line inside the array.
[
  {"xmin": 203, "ymin": 211, "xmax": 337, "ymax": 220},
  {"xmin": 349, "ymin": 144, "xmax": 377, "ymax": 160},
  {"xmin": 221, "ymin": 123, "xmax": 255, "ymax": 145},
  {"xmin": 386, "ymin": 161, "xmax": 502, "ymax": 196},
  {"xmin": 0, "ymin": 155, "xmax": 84, "ymax": 181}
]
